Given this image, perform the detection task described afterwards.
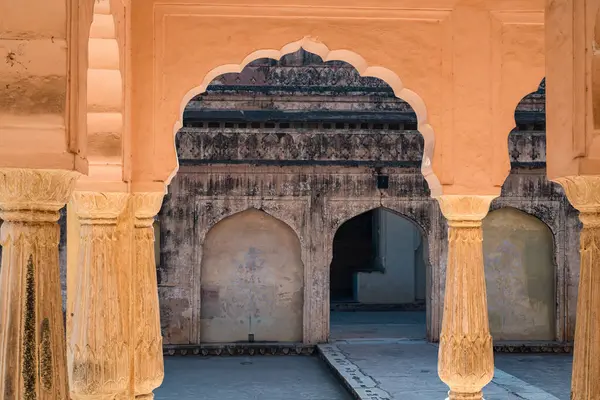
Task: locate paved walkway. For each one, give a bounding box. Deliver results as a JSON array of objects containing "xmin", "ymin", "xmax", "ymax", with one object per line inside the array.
[
  {"xmin": 320, "ymin": 340, "xmax": 572, "ymax": 400},
  {"xmin": 155, "ymin": 355, "xmax": 351, "ymax": 400},
  {"xmin": 154, "ymin": 311, "xmax": 572, "ymax": 399}
]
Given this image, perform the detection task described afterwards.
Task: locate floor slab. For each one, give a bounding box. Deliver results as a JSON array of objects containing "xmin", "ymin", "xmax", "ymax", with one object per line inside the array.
[
  {"xmin": 320, "ymin": 341, "xmax": 571, "ymax": 400},
  {"xmin": 330, "ymin": 311, "xmax": 427, "ymax": 340},
  {"xmin": 155, "ymin": 355, "xmax": 352, "ymax": 400}
]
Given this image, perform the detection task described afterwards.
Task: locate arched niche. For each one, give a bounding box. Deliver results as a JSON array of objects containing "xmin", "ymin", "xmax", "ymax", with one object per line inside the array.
[
  {"xmin": 200, "ymin": 208, "xmax": 304, "ymax": 343},
  {"xmin": 482, "ymin": 207, "xmax": 556, "ymax": 341}
]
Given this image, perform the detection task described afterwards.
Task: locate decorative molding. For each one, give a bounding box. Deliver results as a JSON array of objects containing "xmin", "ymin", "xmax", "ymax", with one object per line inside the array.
[
  {"xmin": 163, "ymin": 344, "xmax": 315, "ymax": 357},
  {"xmin": 176, "ymin": 129, "xmax": 424, "ymax": 164},
  {"xmin": 71, "ymin": 191, "xmax": 129, "ymax": 223},
  {"xmin": 492, "ymin": 342, "xmax": 572, "ymax": 354},
  {"xmin": 133, "ymin": 192, "xmax": 164, "ymax": 227},
  {"xmin": 0, "ymin": 169, "xmax": 79, "ymax": 221},
  {"xmin": 556, "ymin": 176, "xmax": 600, "ymax": 215},
  {"xmin": 436, "ymin": 195, "xmax": 496, "ymax": 225}
]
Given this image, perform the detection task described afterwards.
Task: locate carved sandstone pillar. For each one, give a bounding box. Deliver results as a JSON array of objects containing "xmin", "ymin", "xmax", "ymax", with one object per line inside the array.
[
  {"xmin": 556, "ymin": 176, "xmax": 600, "ymax": 400},
  {"xmin": 67, "ymin": 192, "xmax": 130, "ymax": 399},
  {"xmin": 132, "ymin": 193, "xmax": 165, "ymax": 399},
  {"xmin": 436, "ymin": 195, "xmax": 496, "ymax": 400},
  {"xmin": 0, "ymin": 168, "xmax": 79, "ymax": 399}
]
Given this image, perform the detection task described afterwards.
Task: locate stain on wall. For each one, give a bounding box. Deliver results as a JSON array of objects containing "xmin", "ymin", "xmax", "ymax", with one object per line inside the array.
[
  {"xmin": 483, "ymin": 207, "xmax": 556, "ymax": 341},
  {"xmin": 200, "ymin": 208, "xmax": 304, "ymax": 343}
]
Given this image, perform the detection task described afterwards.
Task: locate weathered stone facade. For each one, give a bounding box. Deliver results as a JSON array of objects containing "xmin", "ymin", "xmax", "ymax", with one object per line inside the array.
[{"xmin": 156, "ymin": 51, "xmax": 580, "ymax": 346}]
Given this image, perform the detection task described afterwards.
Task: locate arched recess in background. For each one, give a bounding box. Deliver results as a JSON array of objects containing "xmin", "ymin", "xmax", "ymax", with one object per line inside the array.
[
  {"xmin": 508, "ymin": 78, "xmax": 546, "ymax": 166},
  {"xmin": 330, "ymin": 207, "xmax": 428, "ymax": 306},
  {"xmin": 483, "ymin": 207, "xmax": 555, "ymax": 341},
  {"xmin": 200, "ymin": 208, "xmax": 304, "ymax": 343}
]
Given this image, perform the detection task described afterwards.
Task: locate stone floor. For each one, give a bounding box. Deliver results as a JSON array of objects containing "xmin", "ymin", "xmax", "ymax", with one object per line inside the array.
[
  {"xmin": 494, "ymin": 353, "xmax": 572, "ymax": 400},
  {"xmin": 330, "ymin": 310, "xmax": 427, "ymax": 340},
  {"xmin": 155, "ymin": 311, "xmax": 573, "ymax": 399},
  {"xmin": 155, "ymin": 355, "xmax": 352, "ymax": 400},
  {"xmin": 321, "ymin": 340, "xmax": 573, "ymax": 399}
]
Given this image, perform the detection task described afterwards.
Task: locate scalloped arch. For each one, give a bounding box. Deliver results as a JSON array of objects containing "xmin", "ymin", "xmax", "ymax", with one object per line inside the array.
[
  {"xmin": 169, "ymin": 37, "xmax": 441, "ymax": 195},
  {"xmin": 333, "ymin": 206, "xmax": 428, "ymax": 239}
]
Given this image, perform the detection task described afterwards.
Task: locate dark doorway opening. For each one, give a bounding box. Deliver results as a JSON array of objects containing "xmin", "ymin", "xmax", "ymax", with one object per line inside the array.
[{"xmin": 329, "ymin": 208, "xmax": 428, "ymax": 341}]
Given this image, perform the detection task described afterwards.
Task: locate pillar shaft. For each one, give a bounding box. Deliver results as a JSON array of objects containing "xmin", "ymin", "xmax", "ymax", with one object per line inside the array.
[
  {"xmin": 436, "ymin": 195, "xmax": 495, "ymax": 400},
  {"xmin": 557, "ymin": 176, "xmax": 600, "ymax": 400},
  {"xmin": 132, "ymin": 193, "xmax": 164, "ymax": 399},
  {"xmin": 0, "ymin": 168, "xmax": 78, "ymax": 399},
  {"xmin": 67, "ymin": 192, "xmax": 130, "ymax": 400}
]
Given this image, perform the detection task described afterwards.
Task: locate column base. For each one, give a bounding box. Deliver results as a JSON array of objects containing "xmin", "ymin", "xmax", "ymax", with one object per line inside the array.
[{"xmin": 447, "ymin": 391, "xmax": 484, "ymax": 400}]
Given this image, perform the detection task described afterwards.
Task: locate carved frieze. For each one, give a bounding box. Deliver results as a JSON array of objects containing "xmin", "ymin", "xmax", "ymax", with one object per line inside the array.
[
  {"xmin": 176, "ymin": 128, "xmax": 547, "ymax": 166},
  {"xmin": 176, "ymin": 128, "xmax": 424, "ymax": 164}
]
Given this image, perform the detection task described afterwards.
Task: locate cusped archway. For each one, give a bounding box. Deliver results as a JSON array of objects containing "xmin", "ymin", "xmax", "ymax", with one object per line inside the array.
[{"xmin": 166, "ymin": 39, "xmax": 440, "ymax": 196}]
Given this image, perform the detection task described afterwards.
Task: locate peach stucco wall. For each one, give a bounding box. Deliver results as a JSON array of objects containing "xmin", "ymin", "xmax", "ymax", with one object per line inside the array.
[
  {"xmin": 17, "ymin": 0, "xmax": 600, "ymax": 193},
  {"xmin": 128, "ymin": 0, "xmax": 544, "ymax": 196}
]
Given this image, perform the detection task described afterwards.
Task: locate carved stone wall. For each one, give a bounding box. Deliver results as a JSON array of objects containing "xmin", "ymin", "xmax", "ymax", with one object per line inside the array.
[{"xmin": 158, "ymin": 142, "xmax": 578, "ymax": 345}]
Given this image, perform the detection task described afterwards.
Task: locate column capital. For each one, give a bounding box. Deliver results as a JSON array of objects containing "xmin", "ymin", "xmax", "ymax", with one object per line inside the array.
[
  {"xmin": 0, "ymin": 168, "xmax": 79, "ymax": 222},
  {"xmin": 71, "ymin": 191, "xmax": 129, "ymax": 224},
  {"xmin": 132, "ymin": 192, "xmax": 164, "ymax": 227},
  {"xmin": 556, "ymin": 175, "xmax": 600, "ymax": 214},
  {"xmin": 435, "ymin": 195, "xmax": 496, "ymax": 227}
]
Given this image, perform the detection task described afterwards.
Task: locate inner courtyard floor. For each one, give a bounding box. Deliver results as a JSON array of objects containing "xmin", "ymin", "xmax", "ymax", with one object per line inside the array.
[
  {"xmin": 156, "ymin": 343, "xmax": 572, "ymax": 400},
  {"xmin": 330, "ymin": 311, "xmax": 427, "ymax": 341},
  {"xmin": 155, "ymin": 356, "xmax": 352, "ymax": 400}
]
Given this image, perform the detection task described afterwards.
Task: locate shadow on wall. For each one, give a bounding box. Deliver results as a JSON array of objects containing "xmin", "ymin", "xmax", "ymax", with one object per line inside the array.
[
  {"xmin": 483, "ymin": 207, "xmax": 556, "ymax": 341},
  {"xmin": 330, "ymin": 207, "xmax": 428, "ymax": 306},
  {"xmin": 200, "ymin": 208, "xmax": 304, "ymax": 343}
]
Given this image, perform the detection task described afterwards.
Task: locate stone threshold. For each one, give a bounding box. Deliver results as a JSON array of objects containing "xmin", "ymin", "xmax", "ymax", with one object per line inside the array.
[
  {"xmin": 163, "ymin": 343, "xmax": 315, "ymax": 356},
  {"xmin": 317, "ymin": 342, "xmax": 562, "ymax": 400},
  {"xmin": 161, "ymin": 339, "xmax": 573, "ymax": 357},
  {"xmin": 493, "ymin": 341, "xmax": 573, "ymax": 353},
  {"xmin": 331, "ymin": 338, "xmax": 573, "ymax": 353}
]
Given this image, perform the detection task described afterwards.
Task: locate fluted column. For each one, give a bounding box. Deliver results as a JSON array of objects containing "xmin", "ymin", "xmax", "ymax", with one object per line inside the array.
[
  {"xmin": 556, "ymin": 176, "xmax": 600, "ymax": 400},
  {"xmin": 436, "ymin": 195, "xmax": 496, "ymax": 400},
  {"xmin": 132, "ymin": 193, "xmax": 165, "ymax": 399},
  {"xmin": 67, "ymin": 191, "xmax": 130, "ymax": 399},
  {"xmin": 0, "ymin": 168, "xmax": 79, "ymax": 399}
]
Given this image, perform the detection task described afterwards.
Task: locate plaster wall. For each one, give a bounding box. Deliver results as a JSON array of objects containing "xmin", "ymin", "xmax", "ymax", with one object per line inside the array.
[
  {"xmin": 157, "ymin": 139, "xmax": 579, "ymax": 344},
  {"xmin": 129, "ymin": 0, "xmax": 545, "ymax": 196},
  {"xmin": 356, "ymin": 210, "xmax": 422, "ymax": 304},
  {"xmin": 200, "ymin": 209, "xmax": 304, "ymax": 343},
  {"xmin": 483, "ymin": 207, "xmax": 556, "ymax": 341}
]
